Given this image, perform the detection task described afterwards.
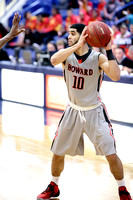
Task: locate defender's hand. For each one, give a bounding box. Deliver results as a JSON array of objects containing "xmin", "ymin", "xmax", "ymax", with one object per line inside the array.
[{"xmin": 9, "ymin": 12, "xmax": 25, "ymax": 38}]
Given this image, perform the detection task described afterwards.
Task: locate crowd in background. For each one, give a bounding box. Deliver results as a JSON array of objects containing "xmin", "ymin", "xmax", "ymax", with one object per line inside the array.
[{"xmin": 0, "ymin": 0, "xmax": 133, "ymax": 75}]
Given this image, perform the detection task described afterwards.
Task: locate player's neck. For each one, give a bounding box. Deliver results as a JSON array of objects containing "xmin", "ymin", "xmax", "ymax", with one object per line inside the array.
[{"xmin": 75, "ymin": 43, "xmax": 89, "ymax": 56}]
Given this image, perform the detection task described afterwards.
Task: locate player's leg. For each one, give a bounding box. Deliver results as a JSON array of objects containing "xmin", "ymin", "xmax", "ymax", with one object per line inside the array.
[
  {"xmin": 106, "ymin": 153, "xmax": 123, "ymax": 180},
  {"xmin": 106, "ymin": 153, "xmax": 132, "ymax": 200},
  {"xmin": 52, "ymin": 154, "xmax": 65, "ymax": 177},
  {"xmin": 37, "ymin": 154, "xmax": 65, "ymax": 200},
  {"xmin": 37, "ymin": 106, "xmax": 84, "ymax": 200},
  {"xmin": 85, "ymin": 105, "xmax": 132, "ymax": 200}
]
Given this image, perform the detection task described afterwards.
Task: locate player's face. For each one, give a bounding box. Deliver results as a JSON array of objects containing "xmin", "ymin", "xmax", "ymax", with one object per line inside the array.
[{"xmin": 68, "ymin": 28, "xmax": 80, "ymax": 46}]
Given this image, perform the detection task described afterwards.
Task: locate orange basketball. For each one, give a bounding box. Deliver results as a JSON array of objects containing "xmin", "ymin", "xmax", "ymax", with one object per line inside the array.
[{"xmin": 86, "ymin": 21, "xmax": 111, "ymax": 47}]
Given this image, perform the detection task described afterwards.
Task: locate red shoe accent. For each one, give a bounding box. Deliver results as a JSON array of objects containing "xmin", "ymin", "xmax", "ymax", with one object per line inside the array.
[
  {"xmin": 119, "ymin": 186, "xmax": 132, "ymax": 200},
  {"xmin": 37, "ymin": 181, "xmax": 60, "ymax": 200}
]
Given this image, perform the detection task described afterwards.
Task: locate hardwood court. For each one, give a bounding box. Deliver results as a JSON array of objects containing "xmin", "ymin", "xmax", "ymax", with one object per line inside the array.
[{"xmin": 0, "ymin": 101, "xmax": 133, "ymax": 200}]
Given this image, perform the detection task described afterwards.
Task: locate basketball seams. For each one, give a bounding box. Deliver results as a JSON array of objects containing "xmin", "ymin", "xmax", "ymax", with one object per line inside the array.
[
  {"xmin": 100, "ymin": 22, "xmax": 111, "ymax": 46},
  {"xmin": 99, "ymin": 22, "xmax": 107, "ymax": 46},
  {"xmin": 93, "ymin": 23, "xmax": 102, "ymax": 47},
  {"xmin": 86, "ymin": 25, "xmax": 94, "ymax": 46}
]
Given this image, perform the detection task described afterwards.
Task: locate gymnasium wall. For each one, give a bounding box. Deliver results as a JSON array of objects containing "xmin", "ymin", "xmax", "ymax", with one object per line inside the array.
[{"xmin": 0, "ymin": 61, "xmax": 133, "ymax": 125}]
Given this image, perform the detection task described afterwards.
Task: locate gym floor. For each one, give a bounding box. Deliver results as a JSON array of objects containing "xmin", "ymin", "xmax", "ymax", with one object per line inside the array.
[{"xmin": 0, "ymin": 100, "xmax": 133, "ymax": 200}]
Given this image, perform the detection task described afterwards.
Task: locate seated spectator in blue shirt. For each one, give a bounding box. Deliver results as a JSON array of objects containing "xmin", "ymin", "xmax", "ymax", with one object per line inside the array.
[{"xmin": 126, "ymin": 7, "xmax": 133, "ymax": 27}]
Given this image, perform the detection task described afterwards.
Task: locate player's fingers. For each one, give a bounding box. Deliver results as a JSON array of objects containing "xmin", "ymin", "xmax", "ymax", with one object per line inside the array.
[
  {"xmin": 13, "ymin": 12, "xmax": 19, "ymax": 22},
  {"xmin": 83, "ymin": 34, "xmax": 88, "ymax": 38},
  {"xmin": 16, "ymin": 12, "xmax": 18, "ymax": 18},
  {"xmin": 18, "ymin": 15, "xmax": 21, "ymax": 23},
  {"xmin": 12, "ymin": 13, "xmax": 16, "ymax": 22},
  {"xmin": 81, "ymin": 26, "xmax": 87, "ymax": 37}
]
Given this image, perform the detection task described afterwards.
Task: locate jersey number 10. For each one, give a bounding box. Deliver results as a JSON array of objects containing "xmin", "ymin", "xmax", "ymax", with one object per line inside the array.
[{"xmin": 72, "ymin": 76, "xmax": 84, "ymax": 90}]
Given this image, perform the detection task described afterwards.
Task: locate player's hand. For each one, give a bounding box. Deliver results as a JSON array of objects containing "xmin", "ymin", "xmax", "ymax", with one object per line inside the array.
[
  {"xmin": 76, "ymin": 26, "xmax": 88, "ymax": 48},
  {"xmin": 103, "ymin": 34, "xmax": 112, "ymax": 50},
  {"xmin": 9, "ymin": 12, "xmax": 25, "ymax": 38}
]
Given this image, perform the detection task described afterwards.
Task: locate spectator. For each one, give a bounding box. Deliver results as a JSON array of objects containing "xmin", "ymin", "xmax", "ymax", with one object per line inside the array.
[
  {"xmin": 113, "ymin": 23, "xmax": 132, "ymax": 49},
  {"xmin": 102, "ymin": 0, "xmax": 120, "ymax": 26},
  {"xmin": 76, "ymin": 9, "xmax": 90, "ymax": 25},
  {"xmin": 78, "ymin": 0, "xmax": 93, "ymax": 12},
  {"xmin": 55, "ymin": 39, "xmax": 66, "ymax": 69},
  {"xmin": 47, "ymin": 41, "xmax": 57, "ymax": 66},
  {"xmin": 111, "ymin": 24, "xmax": 120, "ymax": 42},
  {"xmin": 114, "ymin": 47, "xmax": 133, "ymax": 75},
  {"xmin": 127, "ymin": 45, "xmax": 133, "ymax": 61},
  {"xmin": 47, "ymin": 41, "xmax": 57, "ymax": 54},
  {"xmin": 126, "ymin": 7, "xmax": 133, "ymax": 27},
  {"xmin": 36, "ymin": 41, "xmax": 57, "ymax": 66},
  {"xmin": 24, "ymin": 11, "xmax": 37, "ymax": 31},
  {"xmin": 43, "ymin": 7, "xmax": 63, "ymax": 44},
  {"xmin": 56, "ymin": 39, "xmax": 67, "ymax": 50},
  {"xmin": 44, "ymin": 8, "xmax": 62, "ymax": 33},
  {"xmin": 97, "ymin": 0, "xmax": 106, "ymax": 14},
  {"xmin": 24, "ymin": 28, "xmax": 35, "ymax": 46},
  {"xmin": 89, "ymin": 9, "xmax": 103, "ymax": 23},
  {"xmin": 65, "ymin": 8, "xmax": 78, "ymax": 31},
  {"xmin": 129, "ymin": 24, "xmax": 133, "ymax": 45},
  {"xmin": 33, "ymin": 14, "xmax": 49, "ymax": 45},
  {"xmin": 54, "ymin": 25, "xmax": 68, "ymax": 42},
  {"xmin": 35, "ymin": 14, "xmax": 49, "ymax": 33},
  {"xmin": 111, "ymin": 44, "xmax": 118, "ymax": 55},
  {"xmin": 0, "ymin": 23, "xmax": 8, "ymax": 38}
]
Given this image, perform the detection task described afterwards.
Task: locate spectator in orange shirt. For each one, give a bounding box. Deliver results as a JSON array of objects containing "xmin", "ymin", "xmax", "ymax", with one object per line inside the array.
[
  {"xmin": 24, "ymin": 11, "xmax": 37, "ymax": 31},
  {"xmin": 44, "ymin": 8, "xmax": 62, "ymax": 33},
  {"xmin": 33, "ymin": 14, "xmax": 49, "ymax": 44},
  {"xmin": 97, "ymin": 0, "xmax": 106, "ymax": 13},
  {"xmin": 78, "ymin": 0, "xmax": 93, "ymax": 12},
  {"xmin": 36, "ymin": 14, "xmax": 49, "ymax": 33},
  {"xmin": 76, "ymin": 9, "xmax": 90, "ymax": 25},
  {"xmin": 78, "ymin": 0, "xmax": 93, "ymax": 18},
  {"xmin": 89, "ymin": 9, "xmax": 103, "ymax": 23},
  {"xmin": 43, "ymin": 7, "xmax": 63, "ymax": 44},
  {"xmin": 65, "ymin": 8, "xmax": 78, "ymax": 31}
]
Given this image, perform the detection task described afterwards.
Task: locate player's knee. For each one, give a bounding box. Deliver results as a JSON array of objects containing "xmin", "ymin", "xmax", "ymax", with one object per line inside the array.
[
  {"xmin": 106, "ymin": 153, "xmax": 118, "ymax": 164},
  {"xmin": 52, "ymin": 154, "xmax": 65, "ymax": 162}
]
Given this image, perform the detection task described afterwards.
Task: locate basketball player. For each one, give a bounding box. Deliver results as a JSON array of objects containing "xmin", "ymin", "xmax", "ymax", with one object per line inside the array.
[
  {"xmin": 37, "ymin": 24, "xmax": 132, "ymax": 200},
  {"xmin": 0, "ymin": 12, "xmax": 25, "ymax": 49}
]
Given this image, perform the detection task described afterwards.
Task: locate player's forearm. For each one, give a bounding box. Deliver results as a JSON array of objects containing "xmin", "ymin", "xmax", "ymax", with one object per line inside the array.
[
  {"xmin": 108, "ymin": 60, "xmax": 120, "ymax": 81},
  {"xmin": 51, "ymin": 44, "xmax": 78, "ymax": 66},
  {"xmin": 0, "ymin": 33, "xmax": 13, "ymax": 48}
]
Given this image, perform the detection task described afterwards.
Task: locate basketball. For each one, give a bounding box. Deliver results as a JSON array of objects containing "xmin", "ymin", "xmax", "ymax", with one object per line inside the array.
[{"xmin": 86, "ymin": 21, "xmax": 111, "ymax": 47}]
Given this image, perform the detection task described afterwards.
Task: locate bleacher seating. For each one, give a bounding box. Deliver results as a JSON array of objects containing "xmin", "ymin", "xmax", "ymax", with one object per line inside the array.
[
  {"xmin": 5, "ymin": 0, "xmax": 133, "ymax": 66},
  {"xmin": 113, "ymin": 1, "xmax": 133, "ymax": 26}
]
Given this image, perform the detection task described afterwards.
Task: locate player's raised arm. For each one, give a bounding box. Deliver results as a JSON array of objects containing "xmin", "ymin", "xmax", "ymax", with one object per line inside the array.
[
  {"xmin": 0, "ymin": 12, "xmax": 25, "ymax": 49},
  {"xmin": 99, "ymin": 41, "xmax": 120, "ymax": 81}
]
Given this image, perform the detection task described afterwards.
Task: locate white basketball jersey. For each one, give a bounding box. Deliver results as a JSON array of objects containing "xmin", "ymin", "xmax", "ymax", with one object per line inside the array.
[{"xmin": 64, "ymin": 49, "xmax": 103, "ymax": 107}]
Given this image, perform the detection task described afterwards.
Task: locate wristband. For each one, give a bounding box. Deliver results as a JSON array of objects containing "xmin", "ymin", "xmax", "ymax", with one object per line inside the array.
[{"xmin": 106, "ymin": 49, "xmax": 115, "ymax": 60}]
